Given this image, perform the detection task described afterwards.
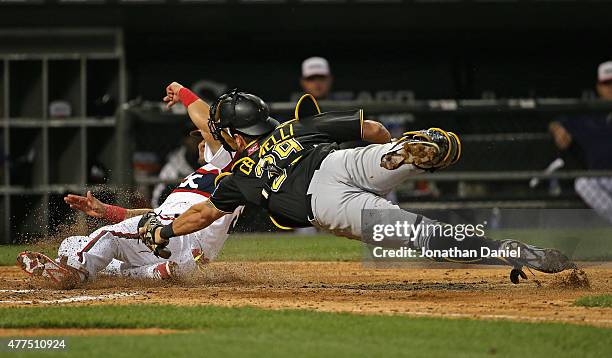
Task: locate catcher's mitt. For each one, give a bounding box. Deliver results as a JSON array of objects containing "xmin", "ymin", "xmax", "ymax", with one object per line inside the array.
[{"xmin": 137, "ymin": 212, "xmax": 172, "ymax": 259}]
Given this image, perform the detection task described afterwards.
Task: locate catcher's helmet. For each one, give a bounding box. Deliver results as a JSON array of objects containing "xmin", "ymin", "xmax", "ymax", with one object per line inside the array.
[{"xmin": 210, "ymin": 88, "xmax": 278, "ymax": 132}]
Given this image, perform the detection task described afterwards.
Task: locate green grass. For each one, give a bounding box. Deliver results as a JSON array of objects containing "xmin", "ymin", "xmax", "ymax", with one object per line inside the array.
[
  {"xmin": 0, "ymin": 244, "xmax": 31, "ymax": 267},
  {"xmin": 0, "ymin": 235, "xmax": 361, "ymax": 266},
  {"xmin": 0, "ymin": 243, "xmax": 59, "ymax": 267},
  {"xmin": 224, "ymin": 228, "xmax": 612, "ymax": 261},
  {"xmin": 574, "ymin": 294, "xmax": 612, "ymax": 308},
  {"xmin": 217, "ymin": 234, "xmax": 361, "ymax": 261},
  {"xmin": 0, "ymin": 305, "xmax": 610, "ymax": 358}
]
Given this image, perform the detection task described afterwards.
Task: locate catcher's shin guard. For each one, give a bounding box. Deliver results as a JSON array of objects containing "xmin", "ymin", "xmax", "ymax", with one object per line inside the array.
[{"xmin": 381, "ymin": 128, "xmax": 461, "ymax": 171}]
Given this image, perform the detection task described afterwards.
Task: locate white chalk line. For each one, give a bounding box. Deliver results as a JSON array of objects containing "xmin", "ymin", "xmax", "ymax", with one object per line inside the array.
[
  {"xmin": 0, "ymin": 292, "xmax": 140, "ymax": 304},
  {"xmin": 0, "ymin": 289, "xmax": 36, "ymax": 293}
]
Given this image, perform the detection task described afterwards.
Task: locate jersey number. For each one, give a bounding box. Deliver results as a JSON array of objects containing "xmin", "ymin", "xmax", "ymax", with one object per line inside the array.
[{"xmin": 254, "ymin": 138, "xmax": 303, "ymax": 191}]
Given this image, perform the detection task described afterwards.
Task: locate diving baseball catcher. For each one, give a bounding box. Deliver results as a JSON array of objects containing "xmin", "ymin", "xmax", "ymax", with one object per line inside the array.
[{"xmin": 141, "ymin": 85, "xmax": 575, "ymax": 284}]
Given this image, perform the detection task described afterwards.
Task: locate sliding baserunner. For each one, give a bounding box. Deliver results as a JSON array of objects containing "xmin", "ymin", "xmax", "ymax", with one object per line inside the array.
[{"xmin": 17, "ymin": 86, "xmax": 240, "ymax": 287}]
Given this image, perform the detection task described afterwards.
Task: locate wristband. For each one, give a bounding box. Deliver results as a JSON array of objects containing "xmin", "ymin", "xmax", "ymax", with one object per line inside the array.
[
  {"xmin": 178, "ymin": 87, "xmax": 199, "ymax": 107},
  {"xmin": 160, "ymin": 224, "xmax": 176, "ymax": 240},
  {"xmin": 103, "ymin": 204, "xmax": 127, "ymax": 223}
]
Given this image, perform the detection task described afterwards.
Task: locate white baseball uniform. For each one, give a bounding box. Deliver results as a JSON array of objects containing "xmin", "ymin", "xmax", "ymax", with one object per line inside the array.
[{"xmin": 57, "ymin": 146, "xmax": 240, "ymax": 281}]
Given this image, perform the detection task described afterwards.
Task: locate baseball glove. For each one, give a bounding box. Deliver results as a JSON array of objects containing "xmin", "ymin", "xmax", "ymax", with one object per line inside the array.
[{"xmin": 137, "ymin": 212, "xmax": 172, "ymax": 259}]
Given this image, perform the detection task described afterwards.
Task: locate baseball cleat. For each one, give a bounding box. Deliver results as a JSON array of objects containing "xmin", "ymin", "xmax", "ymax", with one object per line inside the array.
[
  {"xmin": 509, "ymin": 268, "xmax": 528, "ymax": 284},
  {"xmin": 381, "ymin": 141, "xmax": 439, "ymax": 170},
  {"xmin": 153, "ymin": 261, "xmax": 178, "ymax": 280},
  {"xmin": 381, "ymin": 128, "xmax": 461, "ymax": 171},
  {"xmin": 500, "ymin": 240, "xmax": 577, "ymax": 284},
  {"xmin": 16, "ymin": 251, "xmax": 84, "ymax": 288}
]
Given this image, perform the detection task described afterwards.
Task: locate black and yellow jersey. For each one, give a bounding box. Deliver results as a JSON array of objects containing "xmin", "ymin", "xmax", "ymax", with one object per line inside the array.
[{"xmin": 209, "ymin": 99, "xmax": 364, "ymax": 229}]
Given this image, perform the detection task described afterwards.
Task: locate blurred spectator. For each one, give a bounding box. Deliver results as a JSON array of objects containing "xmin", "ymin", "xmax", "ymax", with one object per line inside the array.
[
  {"xmin": 549, "ymin": 61, "xmax": 612, "ymax": 223},
  {"xmin": 151, "ymin": 133, "xmax": 201, "ymax": 207},
  {"xmin": 300, "ymin": 57, "xmax": 333, "ymax": 100}
]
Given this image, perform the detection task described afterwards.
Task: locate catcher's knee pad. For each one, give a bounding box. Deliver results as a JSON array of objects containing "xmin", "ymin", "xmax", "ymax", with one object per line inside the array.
[{"xmin": 399, "ymin": 128, "xmax": 461, "ymax": 170}]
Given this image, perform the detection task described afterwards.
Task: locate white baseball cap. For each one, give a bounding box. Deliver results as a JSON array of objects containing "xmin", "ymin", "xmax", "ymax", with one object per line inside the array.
[
  {"xmin": 598, "ymin": 61, "xmax": 612, "ymax": 83},
  {"xmin": 302, "ymin": 57, "xmax": 331, "ymax": 78}
]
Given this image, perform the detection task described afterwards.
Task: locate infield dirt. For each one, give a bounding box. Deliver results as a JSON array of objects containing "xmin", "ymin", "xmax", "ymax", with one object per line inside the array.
[{"xmin": 1, "ymin": 262, "xmax": 611, "ymax": 328}]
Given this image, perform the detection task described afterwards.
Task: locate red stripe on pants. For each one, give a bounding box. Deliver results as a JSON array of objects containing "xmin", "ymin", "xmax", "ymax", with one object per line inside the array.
[{"xmin": 77, "ymin": 230, "xmax": 139, "ymax": 263}]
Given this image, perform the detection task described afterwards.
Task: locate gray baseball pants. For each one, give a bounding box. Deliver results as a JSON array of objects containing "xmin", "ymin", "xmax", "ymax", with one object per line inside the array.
[{"xmin": 307, "ymin": 142, "xmax": 425, "ymax": 240}]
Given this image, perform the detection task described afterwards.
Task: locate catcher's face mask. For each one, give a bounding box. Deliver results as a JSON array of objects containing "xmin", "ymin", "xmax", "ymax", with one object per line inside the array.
[{"xmin": 208, "ymin": 89, "xmax": 240, "ymax": 153}]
